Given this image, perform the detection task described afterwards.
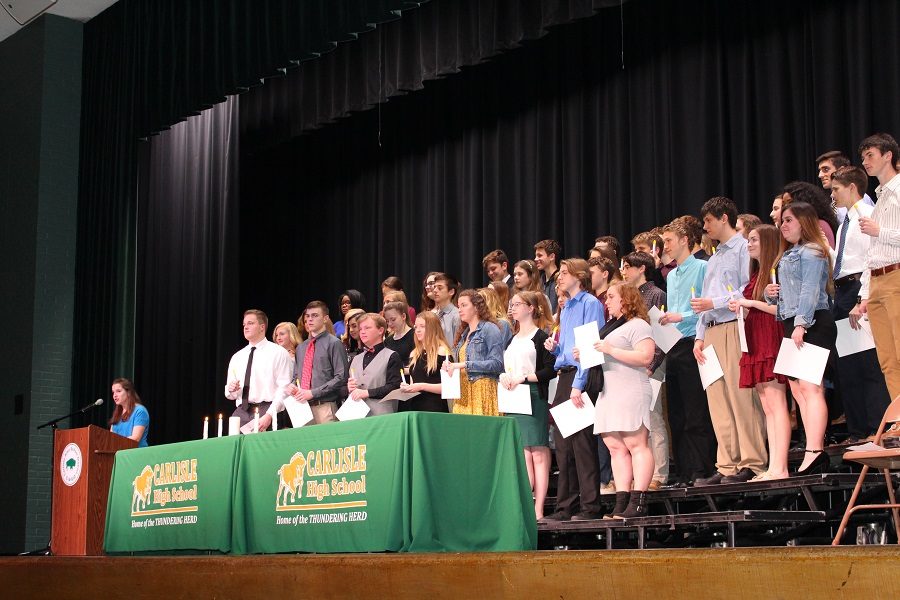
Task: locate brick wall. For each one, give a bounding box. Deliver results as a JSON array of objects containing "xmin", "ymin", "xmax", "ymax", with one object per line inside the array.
[{"xmin": 0, "ymin": 14, "xmax": 82, "ymax": 553}]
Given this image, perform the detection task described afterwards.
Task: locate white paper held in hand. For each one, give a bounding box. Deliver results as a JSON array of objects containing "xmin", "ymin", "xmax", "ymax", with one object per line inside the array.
[
  {"xmin": 548, "ymin": 392, "xmax": 595, "ymax": 438},
  {"xmin": 335, "ymin": 395, "xmax": 370, "ymax": 421},
  {"xmin": 381, "ymin": 389, "xmax": 419, "ymax": 403},
  {"xmin": 773, "ymin": 338, "xmax": 830, "ymax": 385},
  {"xmin": 497, "ymin": 382, "xmax": 532, "ymax": 415},
  {"xmin": 573, "ymin": 322, "xmax": 605, "ymax": 369},
  {"xmin": 737, "ymin": 309, "xmax": 749, "ymax": 353},
  {"xmin": 647, "ymin": 306, "xmax": 683, "ymax": 353},
  {"xmin": 547, "ymin": 376, "xmax": 559, "ymax": 405},
  {"xmin": 697, "ymin": 345, "xmax": 724, "ymax": 390},
  {"xmin": 835, "ymin": 318, "xmax": 876, "ymax": 357},
  {"xmin": 649, "ymin": 377, "xmax": 664, "ymax": 412},
  {"xmin": 283, "ymin": 396, "xmax": 314, "ymax": 427},
  {"xmin": 440, "ymin": 368, "xmax": 461, "ymax": 399}
]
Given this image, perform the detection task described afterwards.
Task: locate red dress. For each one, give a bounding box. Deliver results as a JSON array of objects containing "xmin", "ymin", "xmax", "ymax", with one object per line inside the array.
[{"xmin": 739, "ymin": 272, "xmax": 788, "ymax": 387}]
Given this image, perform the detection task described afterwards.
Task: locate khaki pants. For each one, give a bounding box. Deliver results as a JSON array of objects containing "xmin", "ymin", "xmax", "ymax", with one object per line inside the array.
[
  {"xmin": 868, "ymin": 269, "xmax": 900, "ymax": 400},
  {"xmin": 649, "ymin": 382, "xmax": 670, "ymax": 483},
  {"xmin": 704, "ymin": 321, "xmax": 767, "ymax": 475},
  {"xmin": 311, "ymin": 401, "xmax": 337, "ymax": 424}
]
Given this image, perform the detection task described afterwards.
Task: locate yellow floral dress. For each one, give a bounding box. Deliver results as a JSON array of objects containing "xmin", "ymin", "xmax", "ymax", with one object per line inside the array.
[{"xmin": 451, "ymin": 340, "xmax": 499, "ymax": 416}]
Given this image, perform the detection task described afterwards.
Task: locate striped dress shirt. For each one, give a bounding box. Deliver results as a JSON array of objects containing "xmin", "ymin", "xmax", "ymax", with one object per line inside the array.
[{"xmin": 860, "ymin": 173, "xmax": 900, "ymax": 299}]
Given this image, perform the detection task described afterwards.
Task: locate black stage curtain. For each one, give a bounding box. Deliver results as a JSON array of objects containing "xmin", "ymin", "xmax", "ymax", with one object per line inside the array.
[
  {"xmin": 134, "ymin": 97, "xmax": 240, "ymax": 444},
  {"xmin": 239, "ymin": 0, "xmax": 900, "ymax": 321},
  {"xmin": 73, "ymin": 0, "xmax": 427, "ymax": 429},
  {"xmin": 240, "ymin": 0, "xmax": 629, "ymax": 149}
]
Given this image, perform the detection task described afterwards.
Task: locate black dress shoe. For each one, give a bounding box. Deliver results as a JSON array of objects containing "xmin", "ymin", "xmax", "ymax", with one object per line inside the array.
[
  {"xmin": 794, "ymin": 450, "xmax": 830, "ymax": 476},
  {"xmin": 571, "ymin": 511, "xmax": 604, "ymax": 521},
  {"xmin": 542, "ymin": 511, "xmax": 572, "ymax": 521},
  {"xmin": 693, "ymin": 472, "xmax": 725, "ymax": 486},
  {"xmin": 721, "ymin": 468, "xmax": 755, "ymax": 483}
]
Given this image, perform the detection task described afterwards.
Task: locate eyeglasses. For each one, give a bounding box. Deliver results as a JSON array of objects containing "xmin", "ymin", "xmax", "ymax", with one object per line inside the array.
[
  {"xmin": 425, "ymin": 281, "xmax": 435, "ymax": 288},
  {"xmin": 509, "ymin": 302, "xmax": 527, "ymax": 308}
]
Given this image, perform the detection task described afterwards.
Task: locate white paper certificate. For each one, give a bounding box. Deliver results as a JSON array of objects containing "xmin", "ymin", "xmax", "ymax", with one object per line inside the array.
[
  {"xmin": 649, "ymin": 377, "xmax": 664, "ymax": 412},
  {"xmin": 773, "ymin": 339, "xmax": 830, "ymax": 385},
  {"xmin": 547, "ymin": 376, "xmax": 559, "ymax": 405},
  {"xmin": 498, "ymin": 383, "xmax": 532, "ymax": 415},
  {"xmin": 647, "ymin": 306, "xmax": 683, "ymax": 353},
  {"xmin": 381, "ymin": 389, "xmax": 420, "ymax": 402},
  {"xmin": 335, "ymin": 396, "xmax": 370, "ymax": 421},
  {"xmin": 549, "ymin": 392, "xmax": 595, "ymax": 438},
  {"xmin": 440, "ymin": 369, "xmax": 461, "ymax": 399},
  {"xmin": 835, "ymin": 318, "xmax": 876, "ymax": 357},
  {"xmin": 697, "ymin": 345, "xmax": 725, "ymax": 390},
  {"xmin": 283, "ymin": 396, "xmax": 314, "ymax": 428},
  {"xmin": 573, "ymin": 322, "xmax": 605, "ymax": 369},
  {"xmin": 737, "ymin": 309, "xmax": 749, "ymax": 353}
]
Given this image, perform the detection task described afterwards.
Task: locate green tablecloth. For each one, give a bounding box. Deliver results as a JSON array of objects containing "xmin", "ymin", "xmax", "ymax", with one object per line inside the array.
[
  {"xmin": 104, "ymin": 435, "xmax": 242, "ymax": 553},
  {"xmin": 104, "ymin": 412, "xmax": 536, "ymax": 554}
]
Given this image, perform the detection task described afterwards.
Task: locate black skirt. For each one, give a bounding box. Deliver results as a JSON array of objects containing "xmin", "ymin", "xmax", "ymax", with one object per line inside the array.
[{"xmin": 782, "ymin": 309, "xmax": 837, "ymax": 380}]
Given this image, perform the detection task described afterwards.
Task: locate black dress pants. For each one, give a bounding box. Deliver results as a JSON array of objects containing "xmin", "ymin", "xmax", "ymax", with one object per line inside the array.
[{"xmin": 551, "ymin": 369, "xmax": 602, "ymax": 515}]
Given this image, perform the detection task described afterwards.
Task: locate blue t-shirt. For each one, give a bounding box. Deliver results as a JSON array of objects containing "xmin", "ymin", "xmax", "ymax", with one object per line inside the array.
[{"xmin": 111, "ymin": 404, "xmax": 149, "ymax": 447}]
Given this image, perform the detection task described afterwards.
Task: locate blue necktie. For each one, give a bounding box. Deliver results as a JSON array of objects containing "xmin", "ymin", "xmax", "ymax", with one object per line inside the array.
[{"xmin": 833, "ymin": 214, "xmax": 850, "ymax": 279}]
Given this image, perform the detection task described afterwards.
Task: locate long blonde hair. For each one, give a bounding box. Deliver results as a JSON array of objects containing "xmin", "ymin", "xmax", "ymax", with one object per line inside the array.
[
  {"xmin": 478, "ymin": 286, "xmax": 509, "ymax": 324},
  {"xmin": 274, "ymin": 322, "xmax": 302, "ymax": 351},
  {"xmin": 408, "ymin": 312, "xmax": 451, "ymax": 374}
]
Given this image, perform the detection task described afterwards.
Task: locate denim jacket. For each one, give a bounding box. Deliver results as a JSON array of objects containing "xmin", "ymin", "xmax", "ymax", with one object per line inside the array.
[
  {"xmin": 768, "ymin": 243, "xmax": 831, "ymax": 327},
  {"xmin": 454, "ymin": 320, "xmax": 504, "ymax": 382}
]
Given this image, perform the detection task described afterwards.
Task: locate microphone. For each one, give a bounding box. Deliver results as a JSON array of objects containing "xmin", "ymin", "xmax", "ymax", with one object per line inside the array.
[
  {"xmin": 37, "ymin": 398, "xmax": 104, "ymax": 429},
  {"xmin": 79, "ymin": 398, "xmax": 104, "ymax": 412}
]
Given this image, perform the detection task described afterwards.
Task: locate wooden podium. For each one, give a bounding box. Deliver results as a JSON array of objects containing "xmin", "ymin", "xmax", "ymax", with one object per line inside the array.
[{"xmin": 51, "ymin": 425, "xmax": 137, "ymax": 555}]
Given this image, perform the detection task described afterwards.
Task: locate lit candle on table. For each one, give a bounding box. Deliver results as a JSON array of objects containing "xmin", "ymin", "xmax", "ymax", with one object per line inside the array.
[
  {"xmin": 217, "ymin": 413, "xmax": 223, "ymax": 437},
  {"xmin": 203, "ymin": 416, "xmax": 209, "ymax": 440},
  {"xmin": 254, "ymin": 407, "xmax": 259, "ymax": 433}
]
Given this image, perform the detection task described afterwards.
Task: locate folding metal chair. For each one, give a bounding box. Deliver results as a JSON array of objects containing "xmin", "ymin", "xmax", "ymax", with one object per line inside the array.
[{"xmin": 831, "ymin": 396, "xmax": 900, "ymax": 545}]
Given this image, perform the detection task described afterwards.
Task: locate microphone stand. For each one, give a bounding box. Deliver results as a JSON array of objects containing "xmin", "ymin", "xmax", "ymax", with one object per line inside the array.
[
  {"xmin": 37, "ymin": 401, "xmax": 103, "ymax": 430},
  {"xmin": 22, "ymin": 401, "xmax": 104, "ymax": 555}
]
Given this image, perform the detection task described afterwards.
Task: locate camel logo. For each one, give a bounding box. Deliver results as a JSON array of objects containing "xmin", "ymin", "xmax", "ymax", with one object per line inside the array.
[
  {"xmin": 132, "ymin": 466, "xmax": 155, "ymax": 512},
  {"xmin": 276, "ymin": 452, "xmax": 307, "ymax": 507},
  {"xmin": 59, "ymin": 443, "xmax": 82, "ymax": 487},
  {"xmin": 129, "ymin": 460, "xmax": 199, "ymax": 517},
  {"xmin": 275, "ymin": 445, "xmax": 369, "ymax": 514}
]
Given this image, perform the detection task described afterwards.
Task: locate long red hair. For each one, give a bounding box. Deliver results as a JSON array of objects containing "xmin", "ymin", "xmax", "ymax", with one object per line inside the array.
[{"xmin": 109, "ymin": 378, "xmax": 141, "ymax": 425}]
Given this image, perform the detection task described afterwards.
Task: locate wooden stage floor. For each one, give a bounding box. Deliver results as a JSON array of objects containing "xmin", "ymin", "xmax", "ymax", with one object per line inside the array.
[{"xmin": 2, "ymin": 546, "xmax": 898, "ymax": 599}]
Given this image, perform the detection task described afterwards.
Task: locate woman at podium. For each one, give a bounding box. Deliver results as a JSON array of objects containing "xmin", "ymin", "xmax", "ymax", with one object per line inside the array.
[{"xmin": 109, "ymin": 378, "xmax": 149, "ymax": 447}]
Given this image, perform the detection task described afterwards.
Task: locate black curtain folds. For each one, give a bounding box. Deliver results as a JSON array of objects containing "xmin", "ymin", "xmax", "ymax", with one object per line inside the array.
[
  {"xmin": 74, "ymin": 0, "xmax": 428, "ymax": 430},
  {"xmin": 239, "ymin": 0, "xmax": 900, "ymax": 320},
  {"xmin": 240, "ymin": 0, "xmax": 631, "ymax": 149},
  {"xmin": 135, "ymin": 97, "xmax": 240, "ymax": 444}
]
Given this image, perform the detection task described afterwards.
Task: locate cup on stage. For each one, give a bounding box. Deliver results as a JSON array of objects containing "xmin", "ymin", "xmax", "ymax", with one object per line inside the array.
[
  {"xmin": 228, "ymin": 416, "xmax": 241, "ymax": 436},
  {"xmin": 217, "ymin": 413, "xmax": 223, "ymax": 437},
  {"xmin": 203, "ymin": 416, "xmax": 209, "ymax": 440}
]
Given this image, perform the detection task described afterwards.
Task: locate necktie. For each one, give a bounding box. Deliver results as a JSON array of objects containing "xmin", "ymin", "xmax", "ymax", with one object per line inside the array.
[
  {"xmin": 241, "ymin": 346, "xmax": 256, "ymax": 411},
  {"xmin": 833, "ymin": 214, "xmax": 850, "ymax": 279},
  {"xmin": 300, "ymin": 337, "xmax": 316, "ymax": 389}
]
